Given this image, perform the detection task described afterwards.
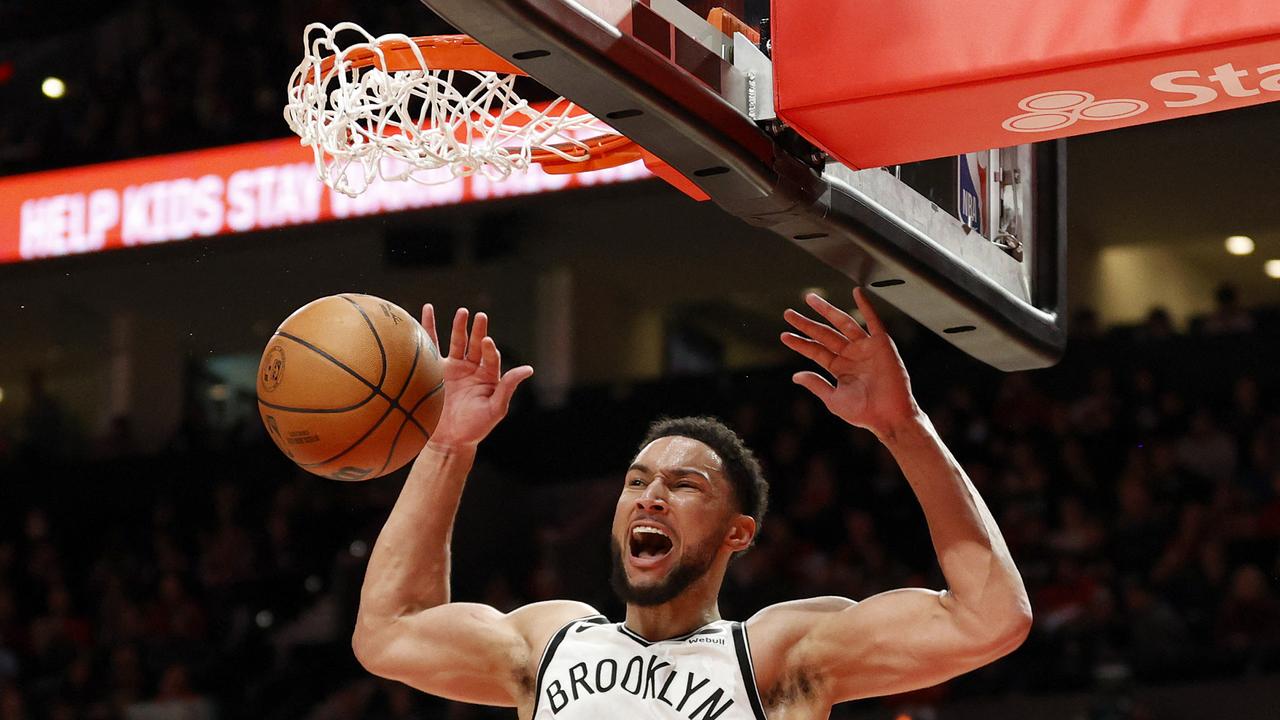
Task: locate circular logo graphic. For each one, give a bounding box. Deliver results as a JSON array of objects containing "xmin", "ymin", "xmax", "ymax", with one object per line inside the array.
[
  {"xmin": 1079, "ymin": 99, "xmax": 1148, "ymax": 120},
  {"xmin": 1003, "ymin": 90, "xmax": 1148, "ymax": 133},
  {"xmin": 261, "ymin": 345, "xmax": 286, "ymax": 392},
  {"xmin": 1005, "ymin": 111, "xmax": 1075, "ymax": 132},
  {"xmin": 1022, "ymin": 90, "xmax": 1094, "ymax": 111}
]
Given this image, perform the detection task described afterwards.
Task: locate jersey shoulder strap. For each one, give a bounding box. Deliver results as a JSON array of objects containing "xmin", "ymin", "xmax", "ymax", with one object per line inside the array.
[
  {"xmin": 532, "ymin": 614, "xmax": 609, "ymax": 714},
  {"xmin": 730, "ymin": 621, "xmax": 768, "ymax": 720}
]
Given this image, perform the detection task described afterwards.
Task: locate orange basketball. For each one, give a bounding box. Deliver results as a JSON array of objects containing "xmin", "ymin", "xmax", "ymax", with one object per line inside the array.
[{"xmin": 256, "ymin": 294, "xmax": 445, "ymax": 481}]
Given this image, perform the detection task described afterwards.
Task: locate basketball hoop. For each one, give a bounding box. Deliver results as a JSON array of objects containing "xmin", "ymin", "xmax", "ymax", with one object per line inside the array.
[{"xmin": 284, "ymin": 22, "xmax": 644, "ymax": 197}]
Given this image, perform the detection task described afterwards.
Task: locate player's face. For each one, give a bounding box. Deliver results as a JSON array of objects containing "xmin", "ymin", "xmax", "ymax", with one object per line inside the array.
[{"xmin": 610, "ymin": 436, "xmax": 743, "ymax": 606}]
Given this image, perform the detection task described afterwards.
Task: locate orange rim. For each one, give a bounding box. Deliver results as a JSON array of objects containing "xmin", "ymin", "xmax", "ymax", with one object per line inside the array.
[
  {"xmin": 298, "ymin": 33, "xmax": 643, "ymax": 174},
  {"xmin": 531, "ymin": 132, "xmax": 646, "ymax": 173},
  {"xmin": 312, "ymin": 34, "xmax": 526, "ymax": 76}
]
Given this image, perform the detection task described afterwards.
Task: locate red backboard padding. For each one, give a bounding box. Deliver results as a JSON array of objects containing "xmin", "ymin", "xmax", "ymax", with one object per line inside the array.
[{"xmin": 772, "ymin": 0, "xmax": 1280, "ymax": 168}]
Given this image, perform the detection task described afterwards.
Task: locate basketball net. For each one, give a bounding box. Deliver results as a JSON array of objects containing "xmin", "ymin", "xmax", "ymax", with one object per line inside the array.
[{"xmin": 284, "ymin": 22, "xmax": 629, "ymax": 197}]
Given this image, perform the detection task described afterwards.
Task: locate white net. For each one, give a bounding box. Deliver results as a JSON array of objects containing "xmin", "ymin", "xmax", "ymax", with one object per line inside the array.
[{"xmin": 284, "ymin": 22, "xmax": 615, "ymax": 197}]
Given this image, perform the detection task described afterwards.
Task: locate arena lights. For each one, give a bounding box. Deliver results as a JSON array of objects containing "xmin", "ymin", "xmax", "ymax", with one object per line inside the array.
[
  {"xmin": 1264, "ymin": 259, "xmax": 1280, "ymax": 279},
  {"xmin": 41, "ymin": 77, "xmax": 66, "ymax": 99},
  {"xmin": 1225, "ymin": 235, "xmax": 1255, "ymax": 255}
]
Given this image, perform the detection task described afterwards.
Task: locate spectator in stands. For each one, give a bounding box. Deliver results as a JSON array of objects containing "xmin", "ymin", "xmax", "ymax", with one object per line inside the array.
[
  {"xmin": 131, "ymin": 662, "xmax": 215, "ymax": 720},
  {"xmin": 0, "ymin": 684, "xmax": 29, "ymax": 720},
  {"xmin": 1122, "ymin": 578, "xmax": 1192, "ymax": 682},
  {"xmin": 1216, "ymin": 563, "xmax": 1280, "ymax": 672},
  {"xmin": 0, "ymin": 588, "xmax": 19, "ymax": 684},
  {"xmin": 18, "ymin": 371, "xmax": 69, "ymax": 465},
  {"xmin": 0, "ymin": 419, "xmax": 13, "ymax": 465},
  {"xmin": 1134, "ymin": 307, "xmax": 1176, "ymax": 343},
  {"xmin": 94, "ymin": 415, "xmax": 138, "ymax": 460},
  {"xmin": 1109, "ymin": 475, "xmax": 1171, "ymax": 580},
  {"xmin": 1175, "ymin": 408, "xmax": 1238, "ymax": 485},
  {"xmin": 1257, "ymin": 471, "xmax": 1280, "ymax": 538},
  {"xmin": 106, "ymin": 644, "xmax": 145, "ymax": 715},
  {"xmin": 1047, "ymin": 496, "xmax": 1106, "ymax": 557},
  {"xmin": 144, "ymin": 573, "xmax": 206, "ymax": 653},
  {"xmin": 1070, "ymin": 307, "xmax": 1101, "ymax": 342},
  {"xmin": 1202, "ymin": 283, "xmax": 1255, "ymax": 335}
]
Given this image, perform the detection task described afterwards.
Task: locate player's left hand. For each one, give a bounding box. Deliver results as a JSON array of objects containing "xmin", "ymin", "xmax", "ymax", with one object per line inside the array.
[
  {"xmin": 781, "ymin": 288, "xmax": 920, "ymax": 438},
  {"xmin": 419, "ymin": 304, "xmax": 534, "ymax": 448}
]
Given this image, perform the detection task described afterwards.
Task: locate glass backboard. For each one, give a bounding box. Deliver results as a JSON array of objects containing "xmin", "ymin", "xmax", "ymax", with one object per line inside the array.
[{"xmin": 416, "ymin": 0, "xmax": 1066, "ymax": 370}]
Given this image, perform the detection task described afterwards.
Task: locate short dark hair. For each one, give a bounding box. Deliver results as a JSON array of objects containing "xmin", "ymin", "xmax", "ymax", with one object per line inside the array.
[{"xmin": 640, "ymin": 416, "xmax": 769, "ymax": 530}]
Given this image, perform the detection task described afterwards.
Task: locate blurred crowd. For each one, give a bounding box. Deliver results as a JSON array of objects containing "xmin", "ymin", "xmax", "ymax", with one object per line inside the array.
[
  {"xmin": 2, "ymin": 297, "xmax": 1279, "ymax": 720},
  {"xmin": 0, "ymin": 0, "xmax": 447, "ymax": 174}
]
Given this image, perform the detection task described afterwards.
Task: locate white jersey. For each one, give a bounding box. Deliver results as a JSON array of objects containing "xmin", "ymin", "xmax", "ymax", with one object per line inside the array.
[{"xmin": 532, "ymin": 615, "xmax": 767, "ymax": 720}]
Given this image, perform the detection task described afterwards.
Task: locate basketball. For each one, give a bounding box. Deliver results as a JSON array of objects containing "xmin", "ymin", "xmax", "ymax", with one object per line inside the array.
[{"xmin": 256, "ymin": 294, "xmax": 446, "ymax": 481}]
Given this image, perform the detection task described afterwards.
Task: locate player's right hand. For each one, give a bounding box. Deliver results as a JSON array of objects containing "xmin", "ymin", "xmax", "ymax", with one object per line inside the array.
[
  {"xmin": 421, "ymin": 304, "xmax": 533, "ymax": 448},
  {"xmin": 780, "ymin": 288, "xmax": 919, "ymax": 440}
]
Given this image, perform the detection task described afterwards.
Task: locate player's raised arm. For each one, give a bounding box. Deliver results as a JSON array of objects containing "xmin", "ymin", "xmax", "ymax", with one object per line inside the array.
[
  {"xmin": 352, "ymin": 305, "xmax": 595, "ymax": 709},
  {"xmin": 763, "ymin": 288, "xmax": 1032, "ymax": 704}
]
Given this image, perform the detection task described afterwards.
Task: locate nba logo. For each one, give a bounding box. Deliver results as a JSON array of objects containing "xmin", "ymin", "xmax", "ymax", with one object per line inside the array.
[{"xmin": 958, "ymin": 152, "xmax": 988, "ymax": 235}]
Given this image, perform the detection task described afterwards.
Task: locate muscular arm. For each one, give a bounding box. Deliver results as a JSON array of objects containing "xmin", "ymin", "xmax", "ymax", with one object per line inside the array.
[
  {"xmin": 766, "ymin": 289, "xmax": 1031, "ymax": 706},
  {"xmin": 355, "ymin": 442, "xmax": 473, "ymax": 622},
  {"xmin": 351, "ymin": 307, "xmax": 594, "ymax": 707},
  {"xmin": 834, "ymin": 414, "xmax": 1027, "ymax": 693},
  {"xmin": 880, "ymin": 413, "xmax": 1030, "ymax": 642},
  {"xmin": 353, "ymin": 442, "xmax": 593, "ymax": 705}
]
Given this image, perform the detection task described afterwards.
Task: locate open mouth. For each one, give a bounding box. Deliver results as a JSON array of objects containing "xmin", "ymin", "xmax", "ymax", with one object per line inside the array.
[{"xmin": 629, "ymin": 525, "xmax": 674, "ymax": 562}]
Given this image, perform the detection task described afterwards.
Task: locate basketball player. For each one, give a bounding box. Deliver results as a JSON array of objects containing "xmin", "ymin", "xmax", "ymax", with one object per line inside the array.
[{"xmin": 352, "ymin": 288, "xmax": 1031, "ymax": 719}]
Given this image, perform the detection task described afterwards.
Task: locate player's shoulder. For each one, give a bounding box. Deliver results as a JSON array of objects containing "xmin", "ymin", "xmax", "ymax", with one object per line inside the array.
[
  {"xmin": 747, "ymin": 596, "xmax": 858, "ymax": 629},
  {"xmin": 508, "ymin": 600, "xmax": 603, "ymax": 645},
  {"xmin": 743, "ymin": 597, "xmax": 859, "ymax": 697},
  {"xmin": 745, "ymin": 597, "xmax": 858, "ymax": 655}
]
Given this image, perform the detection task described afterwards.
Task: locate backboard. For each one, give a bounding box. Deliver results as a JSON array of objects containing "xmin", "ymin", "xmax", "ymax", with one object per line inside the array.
[{"xmin": 416, "ymin": 0, "xmax": 1066, "ymax": 370}]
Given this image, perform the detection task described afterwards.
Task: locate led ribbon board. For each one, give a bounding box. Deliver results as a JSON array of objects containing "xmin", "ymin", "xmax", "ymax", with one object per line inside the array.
[{"xmin": 2, "ymin": 137, "xmax": 650, "ymax": 264}]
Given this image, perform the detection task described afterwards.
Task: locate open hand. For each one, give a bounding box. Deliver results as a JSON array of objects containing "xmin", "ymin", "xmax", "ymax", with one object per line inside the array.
[
  {"xmin": 420, "ymin": 304, "xmax": 534, "ymax": 447},
  {"xmin": 780, "ymin": 288, "xmax": 919, "ymax": 438}
]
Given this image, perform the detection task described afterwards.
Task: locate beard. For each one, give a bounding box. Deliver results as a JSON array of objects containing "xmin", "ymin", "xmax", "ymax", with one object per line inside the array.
[{"xmin": 609, "ymin": 534, "xmax": 719, "ymax": 607}]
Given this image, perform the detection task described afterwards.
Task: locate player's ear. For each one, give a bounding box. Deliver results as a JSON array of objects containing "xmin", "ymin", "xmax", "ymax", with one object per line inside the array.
[{"xmin": 725, "ymin": 514, "xmax": 756, "ymax": 553}]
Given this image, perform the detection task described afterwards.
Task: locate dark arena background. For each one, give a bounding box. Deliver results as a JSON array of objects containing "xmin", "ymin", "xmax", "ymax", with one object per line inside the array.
[{"xmin": 3, "ymin": 2, "xmax": 1280, "ymax": 719}]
